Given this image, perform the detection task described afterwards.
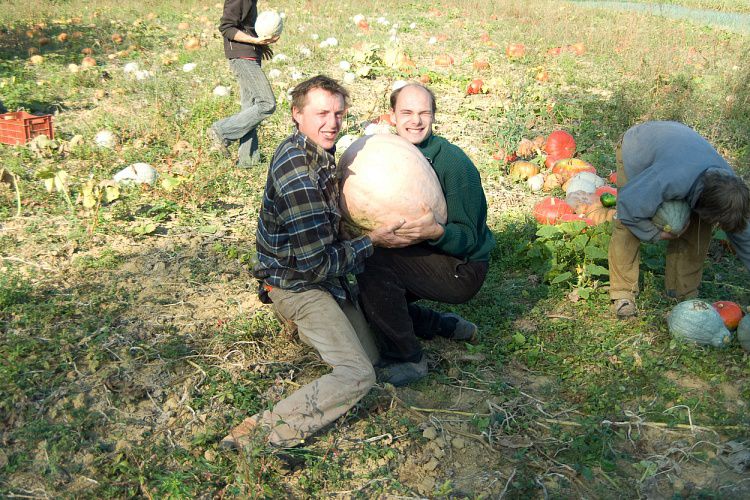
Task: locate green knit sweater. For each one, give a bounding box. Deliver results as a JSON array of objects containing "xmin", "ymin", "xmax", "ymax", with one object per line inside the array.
[{"xmin": 417, "ymin": 134, "xmax": 495, "ymax": 262}]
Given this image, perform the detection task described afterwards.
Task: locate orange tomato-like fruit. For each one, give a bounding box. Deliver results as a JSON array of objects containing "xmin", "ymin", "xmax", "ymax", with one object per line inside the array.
[
  {"xmin": 506, "ymin": 43, "xmax": 526, "ymax": 58},
  {"xmin": 466, "ymin": 78, "xmax": 484, "ymax": 95},
  {"xmin": 713, "ymin": 301, "xmax": 743, "ymax": 330}
]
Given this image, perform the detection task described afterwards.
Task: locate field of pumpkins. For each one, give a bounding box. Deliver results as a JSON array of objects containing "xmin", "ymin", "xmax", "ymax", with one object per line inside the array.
[
  {"xmin": 501, "ymin": 129, "xmax": 618, "ymax": 227},
  {"xmin": 2, "ymin": 0, "xmax": 750, "ymax": 498}
]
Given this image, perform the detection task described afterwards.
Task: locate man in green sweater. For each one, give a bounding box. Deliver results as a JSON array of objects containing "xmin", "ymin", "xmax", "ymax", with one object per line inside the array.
[{"xmin": 356, "ymin": 83, "xmax": 496, "ymax": 386}]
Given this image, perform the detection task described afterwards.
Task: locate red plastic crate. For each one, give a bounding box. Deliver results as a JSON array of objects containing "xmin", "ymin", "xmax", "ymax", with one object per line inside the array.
[{"xmin": 0, "ymin": 111, "xmax": 54, "ymax": 145}]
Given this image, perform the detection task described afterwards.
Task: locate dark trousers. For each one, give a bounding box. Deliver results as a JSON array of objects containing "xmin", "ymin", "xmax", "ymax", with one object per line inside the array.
[{"xmin": 356, "ymin": 244, "xmax": 489, "ymax": 362}]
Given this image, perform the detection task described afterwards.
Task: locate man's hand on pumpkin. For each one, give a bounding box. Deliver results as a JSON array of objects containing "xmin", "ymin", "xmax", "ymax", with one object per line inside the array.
[
  {"xmin": 369, "ymin": 219, "xmax": 413, "ymax": 248},
  {"xmin": 394, "ymin": 208, "xmax": 444, "ymax": 242}
]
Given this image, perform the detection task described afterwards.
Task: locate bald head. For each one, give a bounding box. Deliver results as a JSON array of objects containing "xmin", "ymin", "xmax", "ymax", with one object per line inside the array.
[{"xmin": 389, "ymin": 84, "xmax": 436, "ymax": 145}]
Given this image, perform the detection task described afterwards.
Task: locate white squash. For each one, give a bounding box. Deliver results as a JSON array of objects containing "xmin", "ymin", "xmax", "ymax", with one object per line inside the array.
[
  {"xmin": 114, "ymin": 162, "xmax": 158, "ymax": 185},
  {"xmin": 255, "ymin": 10, "xmax": 283, "ymax": 38},
  {"xmin": 339, "ymin": 134, "xmax": 447, "ymax": 234},
  {"xmin": 527, "ymin": 173, "xmax": 544, "ymax": 192},
  {"xmin": 94, "ymin": 130, "xmax": 117, "ymax": 149},
  {"xmin": 564, "ymin": 171, "xmax": 604, "ymax": 194}
]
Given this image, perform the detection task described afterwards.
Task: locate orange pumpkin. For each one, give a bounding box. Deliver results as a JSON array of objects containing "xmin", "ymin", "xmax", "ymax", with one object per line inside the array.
[
  {"xmin": 713, "ymin": 301, "xmax": 743, "ymax": 330},
  {"xmin": 533, "ymin": 197, "xmax": 574, "ymax": 225},
  {"xmin": 544, "ymin": 130, "xmax": 576, "ymax": 163},
  {"xmin": 435, "ymin": 54, "xmax": 454, "ymax": 66},
  {"xmin": 506, "ymin": 43, "xmax": 526, "ymax": 58},
  {"xmin": 473, "ymin": 59, "xmax": 490, "ymax": 70},
  {"xmin": 551, "ymin": 158, "xmax": 597, "ymax": 182},
  {"xmin": 509, "ymin": 161, "xmax": 539, "ymax": 181},
  {"xmin": 466, "ymin": 78, "xmax": 484, "ymax": 95}
]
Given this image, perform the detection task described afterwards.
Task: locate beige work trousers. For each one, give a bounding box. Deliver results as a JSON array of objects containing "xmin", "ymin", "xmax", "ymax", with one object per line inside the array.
[
  {"xmin": 609, "ymin": 143, "xmax": 713, "ymax": 301},
  {"xmin": 254, "ymin": 287, "xmax": 379, "ymax": 447}
]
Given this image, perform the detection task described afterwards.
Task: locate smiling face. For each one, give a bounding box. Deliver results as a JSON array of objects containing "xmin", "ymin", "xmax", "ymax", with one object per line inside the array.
[
  {"xmin": 390, "ymin": 84, "xmax": 435, "ymax": 145},
  {"xmin": 292, "ymin": 87, "xmax": 346, "ymax": 150}
]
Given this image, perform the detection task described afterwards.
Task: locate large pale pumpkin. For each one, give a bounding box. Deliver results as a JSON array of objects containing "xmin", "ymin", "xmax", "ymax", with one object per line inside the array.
[
  {"xmin": 339, "ymin": 134, "xmax": 447, "ymax": 234},
  {"xmin": 667, "ymin": 299, "xmax": 732, "ymax": 348}
]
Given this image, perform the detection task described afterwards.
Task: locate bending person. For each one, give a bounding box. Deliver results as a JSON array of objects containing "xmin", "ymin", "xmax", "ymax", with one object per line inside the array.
[{"xmin": 609, "ymin": 120, "xmax": 750, "ymax": 318}]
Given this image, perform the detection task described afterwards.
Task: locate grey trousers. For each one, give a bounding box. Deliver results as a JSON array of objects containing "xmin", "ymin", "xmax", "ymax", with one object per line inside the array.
[
  {"xmin": 212, "ymin": 58, "xmax": 276, "ymax": 165},
  {"xmin": 254, "ymin": 287, "xmax": 379, "ymax": 447}
]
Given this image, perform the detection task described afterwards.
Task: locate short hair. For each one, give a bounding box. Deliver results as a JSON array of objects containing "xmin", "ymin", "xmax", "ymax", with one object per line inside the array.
[
  {"xmin": 290, "ymin": 75, "xmax": 349, "ymax": 115},
  {"xmin": 389, "ymin": 83, "xmax": 437, "ymax": 114},
  {"xmin": 694, "ymin": 169, "xmax": 750, "ymax": 233}
]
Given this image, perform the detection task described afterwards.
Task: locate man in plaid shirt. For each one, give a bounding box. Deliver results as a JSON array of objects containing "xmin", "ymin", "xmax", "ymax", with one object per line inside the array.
[{"xmin": 221, "ymin": 75, "xmax": 412, "ymax": 449}]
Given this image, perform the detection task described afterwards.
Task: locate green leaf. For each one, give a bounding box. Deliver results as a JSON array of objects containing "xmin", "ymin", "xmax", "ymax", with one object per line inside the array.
[
  {"xmin": 160, "ymin": 174, "xmax": 184, "ymax": 192},
  {"xmin": 198, "ymin": 225, "xmax": 218, "ymax": 234},
  {"xmin": 81, "ymin": 180, "xmax": 98, "ymax": 209},
  {"xmin": 103, "ymin": 184, "xmax": 120, "ymax": 203},
  {"xmin": 585, "ymin": 264, "xmax": 609, "ymax": 276},
  {"xmin": 584, "ymin": 245, "xmax": 608, "ymax": 260},
  {"xmin": 536, "ymin": 225, "xmax": 562, "ymax": 238},
  {"xmin": 551, "ymin": 271, "xmax": 573, "ymax": 284},
  {"xmin": 571, "ymin": 233, "xmax": 589, "ymax": 251},
  {"xmin": 513, "ymin": 333, "xmax": 526, "ymax": 345},
  {"xmin": 133, "ymin": 223, "xmax": 157, "ymax": 236}
]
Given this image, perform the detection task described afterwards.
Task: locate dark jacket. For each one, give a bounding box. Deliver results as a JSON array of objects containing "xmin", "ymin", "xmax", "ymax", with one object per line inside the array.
[{"xmin": 219, "ymin": 0, "xmax": 262, "ymax": 59}]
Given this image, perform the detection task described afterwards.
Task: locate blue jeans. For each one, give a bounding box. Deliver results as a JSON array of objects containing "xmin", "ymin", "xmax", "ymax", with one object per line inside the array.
[{"xmin": 212, "ymin": 58, "xmax": 276, "ymax": 165}]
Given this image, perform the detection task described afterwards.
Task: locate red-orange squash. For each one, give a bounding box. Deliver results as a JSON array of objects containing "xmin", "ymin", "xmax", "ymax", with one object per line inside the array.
[
  {"xmin": 596, "ymin": 185, "xmax": 617, "ymax": 197},
  {"xmin": 544, "ymin": 130, "xmax": 576, "ymax": 167},
  {"xmin": 533, "ymin": 197, "xmax": 574, "ymax": 225},
  {"xmin": 713, "ymin": 301, "xmax": 743, "ymax": 330},
  {"xmin": 466, "ymin": 78, "xmax": 484, "ymax": 95},
  {"xmin": 339, "ymin": 134, "xmax": 447, "ymax": 234},
  {"xmin": 506, "ymin": 43, "xmax": 526, "ymax": 58}
]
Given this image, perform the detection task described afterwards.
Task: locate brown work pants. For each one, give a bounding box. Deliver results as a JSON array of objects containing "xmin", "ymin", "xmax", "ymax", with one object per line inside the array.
[
  {"xmin": 252, "ymin": 287, "xmax": 379, "ymax": 447},
  {"xmin": 608, "ymin": 144, "xmax": 713, "ymax": 301}
]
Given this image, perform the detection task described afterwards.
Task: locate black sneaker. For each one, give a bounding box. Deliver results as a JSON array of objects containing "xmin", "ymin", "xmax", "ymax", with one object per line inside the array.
[
  {"xmin": 376, "ymin": 355, "xmax": 428, "ymax": 387},
  {"xmin": 441, "ymin": 313, "xmax": 478, "ymax": 342}
]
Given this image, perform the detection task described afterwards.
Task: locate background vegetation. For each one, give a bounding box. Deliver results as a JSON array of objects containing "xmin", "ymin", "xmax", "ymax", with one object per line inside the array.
[{"xmin": 1, "ymin": 0, "xmax": 749, "ymax": 497}]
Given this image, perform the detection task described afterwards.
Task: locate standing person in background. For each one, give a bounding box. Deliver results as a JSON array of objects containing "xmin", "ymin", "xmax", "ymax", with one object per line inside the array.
[
  {"xmin": 356, "ymin": 83, "xmax": 496, "ymax": 387},
  {"xmin": 207, "ymin": 0, "xmax": 278, "ymax": 168},
  {"xmin": 609, "ymin": 120, "xmax": 750, "ymax": 319},
  {"xmin": 220, "ymin": 75, "xmax": 413, "ymax": 449}
]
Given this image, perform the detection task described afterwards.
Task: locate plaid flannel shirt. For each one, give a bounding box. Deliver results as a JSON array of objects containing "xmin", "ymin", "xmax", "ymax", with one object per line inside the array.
[{"xmin": 253, "ymin": 131, "xmax": 373, "ymax": 301}]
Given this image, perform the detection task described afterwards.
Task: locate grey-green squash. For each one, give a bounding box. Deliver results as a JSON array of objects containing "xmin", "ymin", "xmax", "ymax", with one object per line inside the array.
[
  {"xmin": 652, "ymin": 200, "xmax": 690, "ymax": 235},
  {"xmin": 737, "ymin": 314, "xmax": 750, "ymax": 352},
  {"xmin": 667, "ymin": 299, "xmax": 732, "ymax": 348}
]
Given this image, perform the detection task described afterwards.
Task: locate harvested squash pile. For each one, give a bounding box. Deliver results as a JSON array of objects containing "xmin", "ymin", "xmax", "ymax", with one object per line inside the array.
[{"xmin": 506, "ymin": 129, "xmax": 618, "ymax": 226}]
